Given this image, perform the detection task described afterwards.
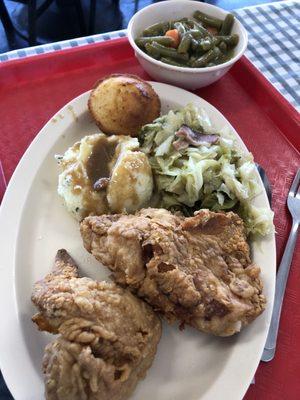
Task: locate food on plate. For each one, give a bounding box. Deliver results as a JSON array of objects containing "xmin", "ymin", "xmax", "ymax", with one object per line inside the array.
[
  {"xmin": 31, "ymin": 249, "xmax": 161, "ymax": 400},
  {"xmin": 139, "ymin": 103, "xmax": 274, "ymax": 236},
  {"xmin": 57, "ymin": 99, "xmax": 273, "ymax": 233},
  {"xmin": 135, "ymin": 12, "xmax": 239, "ymax": 68},
  {"xmin": 88, "ymin": 74, "xmax": 161, "ymax": 136},
  {"xmin": 106, "ymin": 139, "xmax": 153, "ymax": 214},
  {"xmin": 80, "ymin": 208, "xmax": 266, "ymax": 337},
  {"xmin": 56, "ymin": 133, "xmax": 153, "ymax": 220}
]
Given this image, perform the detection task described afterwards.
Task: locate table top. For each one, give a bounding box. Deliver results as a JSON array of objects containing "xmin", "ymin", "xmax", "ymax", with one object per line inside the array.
[
  {"xmin": 235, "ymin": 0, "xmax": 299, "ymax": 112},
  {"xmin": 0, "ymin": 1, "xmax": 299, "ymax": 399},
  {"xmin": 1, "ymin": 0, "xmax": 299, "ymax": 112},
  {"xmin": 1, "ymin": 41, "xmax": 299, "ymax": 400}
]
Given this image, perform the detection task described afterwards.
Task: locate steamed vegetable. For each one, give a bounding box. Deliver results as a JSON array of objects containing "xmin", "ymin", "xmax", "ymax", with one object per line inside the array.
[
  {"xmin": 135, "ymin": 11, "xmax": 238, "ymax": 68},
  {"xmin": 139, "ymin": 103, "xmax": 274, "ymax": 236}
]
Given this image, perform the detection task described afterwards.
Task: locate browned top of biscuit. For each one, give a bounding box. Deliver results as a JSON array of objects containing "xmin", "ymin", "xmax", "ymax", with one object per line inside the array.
[{"xmin": 88, "ymin": 74, "xmax": 161, "ymax": 137}]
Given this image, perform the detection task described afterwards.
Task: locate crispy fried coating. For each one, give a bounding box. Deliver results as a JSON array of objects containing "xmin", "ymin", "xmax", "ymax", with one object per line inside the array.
[
  {"xmin": 32, "ymin": 250, "xmax": 161, "ymax": 400},
  {"xmin": 81, "ymin": 208, "xmax": 266, "ymax": 337}
]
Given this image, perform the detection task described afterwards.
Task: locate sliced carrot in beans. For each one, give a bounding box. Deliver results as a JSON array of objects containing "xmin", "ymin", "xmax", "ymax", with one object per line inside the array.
[
  {"xmin": 206, "ymin": 26, "xmax": 218, "ymax": 35},
  {"xmin": 165, "ymin": 29, "xmax": 180, "ymax": 48}
]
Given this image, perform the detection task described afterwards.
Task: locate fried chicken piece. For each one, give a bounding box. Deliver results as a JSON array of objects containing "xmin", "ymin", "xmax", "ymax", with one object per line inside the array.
[
  {"xmin": 81, "ymin": 208, "xmax": 266, "ymax": 337},
  {"xmin": 31, "ymin": 249, "xmax": 161, "ymax": 400}
]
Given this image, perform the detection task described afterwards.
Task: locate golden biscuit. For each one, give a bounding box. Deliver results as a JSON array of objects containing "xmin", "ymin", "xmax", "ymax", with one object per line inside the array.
[{"xmin": 88, "ymin": 74, "xmax": 161, "ymax": 136}]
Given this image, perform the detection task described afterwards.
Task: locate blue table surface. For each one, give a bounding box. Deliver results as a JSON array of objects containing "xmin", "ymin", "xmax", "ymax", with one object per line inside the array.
[{"xmin": 0, "ymin": 371, "xmax": 13, "ymax": 399}]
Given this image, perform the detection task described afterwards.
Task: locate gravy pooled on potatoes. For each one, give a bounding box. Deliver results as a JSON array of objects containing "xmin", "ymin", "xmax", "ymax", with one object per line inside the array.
[{"xmin": 57, "ymin": 134, "xmax": 153, "ymax": 220}]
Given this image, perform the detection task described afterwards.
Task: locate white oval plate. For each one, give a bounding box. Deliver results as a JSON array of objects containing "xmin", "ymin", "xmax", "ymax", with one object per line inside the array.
[{"xmin": 0, "ymin": 82, "xmax": 275, "ymax": 400}]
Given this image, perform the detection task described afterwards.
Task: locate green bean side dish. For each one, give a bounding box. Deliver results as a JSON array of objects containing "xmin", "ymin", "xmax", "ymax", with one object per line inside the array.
[{"xmin": 135, "ymin": 11, "xmax": 239, "ymax": 68}]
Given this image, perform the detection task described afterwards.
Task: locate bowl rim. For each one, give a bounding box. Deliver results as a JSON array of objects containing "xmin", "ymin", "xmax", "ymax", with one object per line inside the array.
[{"xmin": 127, "ymin": 0, "xmax": 248, "ymax": 74}]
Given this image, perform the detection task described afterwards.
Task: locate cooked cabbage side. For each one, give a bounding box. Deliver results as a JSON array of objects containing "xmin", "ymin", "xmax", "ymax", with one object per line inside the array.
[{"xmin": 139, "ymin": 103, "xmax": 274, "ymax": 236}]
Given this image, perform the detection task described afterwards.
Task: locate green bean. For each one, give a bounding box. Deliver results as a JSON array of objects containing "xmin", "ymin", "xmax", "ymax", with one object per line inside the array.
[
  {"xmin": 191, "ymin": 37, "xmax": 199, "ymax": 51},
  {"xmin": 160, "ymin": 57, "xmax": 188, "ymax": 67},
  {"xmin": 139, "ymin": 15, "xmax": 239, "ymax": 68},
  {"xmin": 191, "ymin": 37, "xmax": 213, "ymax": 54},
  {"xmin": 218, "ymin": 41, "xmax": 227, "ymax": 53},
  {"xmin": 188, "ymin": 56, "xmax": 198, "ymax": 67},
  {"xmin": 192, "ymin": 46, "xmax": 221, "ymax": 67},
  {"xmin": 222, "ymin": 51, "xmax": 234, "ymax": 63},
  {"xmin": 182, "ymin": 19, "xmax": 195, "ymax": 29},
  {"xmin": 146, "ymin": 42, "xmax": 189, "ymax": 60},
  {"xmin": 174, "ymin": 22, "xmax": 186, "ymax": 35},
  {"xmin": 142, "ymin": 22, "xmax": 169, "ymax": 37},
  {"xmin": 197, "ymin": 37, "xmax": 213, "ymax": 51},
  {"xmin": 214, "ymin": 52, "xmax": 232, "ymax": 65},
  {"xmin": 182, "ymin": 18, "xmax": 210, "ymax": 37},
  {"xmin": 193, "ymin": 11, "xmax": 223, "ymax": 29},
  {"xmin": 190, "ymin": 19, "xmax": 211, "ymax": 37},
  {"xmin": 219, "ymin": 13, "xmax": 234, "ymax": 35},
  {"xmin": 215, "ymin": 34, "xmax": 239, "ymax": 47},
  {"xmin": 211, "ymin": 36, "xmax": 220, "ymax": 46},
  {"xmin": 135, "ymin": 36, "xmax": 174, "ymax": 48},
  {"xmin": 181, "ymin": 22, "xmax": 190, "ymax": 33},
  {"xmin": 145, "ymin": 43, "xmax": 160, "ymax": 59},
  {"xmin": 177, "ymin": 33, "xmax": 192, "ymax": 54},
  {"xmin": 188, "ymin": 29, "xmax": 205, "ymax": 39},
  {"xmin": 170, "ymin": 18, "xmax": 188, "ymax": 28}
]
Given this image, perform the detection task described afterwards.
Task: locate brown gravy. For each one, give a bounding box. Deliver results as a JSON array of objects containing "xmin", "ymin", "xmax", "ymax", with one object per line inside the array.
[{"xmin": 86, "ymin": 137, "xmax": 117, "ymax": 185}]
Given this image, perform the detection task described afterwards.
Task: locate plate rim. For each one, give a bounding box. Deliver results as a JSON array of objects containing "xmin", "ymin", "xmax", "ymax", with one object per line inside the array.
[{"xmin": 0, "ymin": 82, "xmax": 276, "ymax": 400}]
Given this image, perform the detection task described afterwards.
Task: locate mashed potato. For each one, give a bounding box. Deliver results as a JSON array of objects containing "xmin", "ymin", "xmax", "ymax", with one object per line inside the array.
[
  {"xmin": 57, "ymin": 133, "xmax": 153, "ymax": 220},
  {"xmin": 107, "ymin": 139, "xmax": 153, "ymax": 213}
]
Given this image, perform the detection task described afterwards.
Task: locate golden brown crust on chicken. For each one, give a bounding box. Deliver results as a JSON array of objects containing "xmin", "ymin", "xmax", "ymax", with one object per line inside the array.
[
  {"xmin": 31, "ymin": 249, "xmax": 161, "ymax": 400},
  {"xmin": 88, "ymin": 74, "xmax": 161, "ymax": 136},
  {"xmin": 81, "ymin": 209, "xmax": 266, "ymax": 337}
]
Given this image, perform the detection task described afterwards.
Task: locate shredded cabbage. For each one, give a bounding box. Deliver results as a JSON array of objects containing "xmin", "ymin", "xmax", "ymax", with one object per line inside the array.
[
  {"xmin": 239, "ymin": 204, "xmax": 274, "ymax": 236},
  {"xmin": 139, "ymin": 103, "xmax": 274, "ymax": 236}
]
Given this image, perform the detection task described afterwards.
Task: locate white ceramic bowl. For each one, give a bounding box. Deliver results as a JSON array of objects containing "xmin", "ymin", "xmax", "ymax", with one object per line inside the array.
[{"xmin": 128, "ymin": 0, "xmax": 248, "ymax": 90}]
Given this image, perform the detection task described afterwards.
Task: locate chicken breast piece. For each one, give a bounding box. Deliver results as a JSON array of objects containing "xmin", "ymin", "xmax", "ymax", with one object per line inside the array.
[
  {"xmin": 88, "ymin": 74, "xmax": 161, "ymax": 136},
  {"xmin": 32, "ymin": 249, "xmax": 161, "ymax": 400},
  {"xmin": 81, "ymin": 208, "xmax": 266, "ymax": 337}
]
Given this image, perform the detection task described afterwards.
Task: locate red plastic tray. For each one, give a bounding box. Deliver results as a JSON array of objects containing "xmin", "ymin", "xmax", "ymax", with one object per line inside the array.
[{"xmin": 1, "ymin": 38, "xmax": 300, "ymax": 400}]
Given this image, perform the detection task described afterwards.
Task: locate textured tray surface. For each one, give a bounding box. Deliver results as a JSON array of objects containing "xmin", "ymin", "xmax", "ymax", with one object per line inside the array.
[{"xmin": 1, "ymin": 38, "xmax": 299, "ymax": 400}]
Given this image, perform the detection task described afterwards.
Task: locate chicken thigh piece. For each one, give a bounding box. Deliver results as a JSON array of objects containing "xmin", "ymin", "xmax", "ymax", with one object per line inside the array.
[
  {"xmin": 81, "ymin": 208, "xmax": 266, "ymax": 337},
  {"xmin": 31, "ymin": 249, "xmax": 161, "ymax": 400}
]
